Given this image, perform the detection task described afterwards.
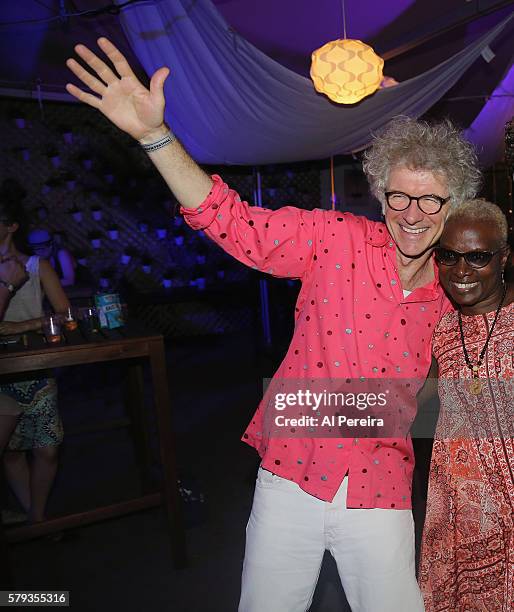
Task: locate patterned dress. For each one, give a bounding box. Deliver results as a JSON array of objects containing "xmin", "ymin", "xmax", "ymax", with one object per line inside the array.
[
  {"xmin": 0, "ymin": 256, "xmax": 63, "ymax": 450},
  {"xmin": 419, "ymin": 302, "xmax": 514, "ymax": 611}
]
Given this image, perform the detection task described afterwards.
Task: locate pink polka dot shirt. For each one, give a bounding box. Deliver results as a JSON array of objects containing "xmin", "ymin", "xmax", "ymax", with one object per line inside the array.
[{"xmin": 182, "ymin": 175, "xmax": 451, "ymax": 509}]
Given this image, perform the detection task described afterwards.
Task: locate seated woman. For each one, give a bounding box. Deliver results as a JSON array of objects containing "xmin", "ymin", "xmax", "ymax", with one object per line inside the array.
[
  {"xmin": 0, "ymin": 194, "xmax": 70, "ymax": 523},
  {"xmin": 0, "ymin": 255, "xmax": 28, "ymax": 443},
  {"xmin": 418, "ymin": 199, "xmax": 513, "ymax": 610},
  {"xmin": 27, "ymin": 228, "xmax": 76, "ymax": 287}
]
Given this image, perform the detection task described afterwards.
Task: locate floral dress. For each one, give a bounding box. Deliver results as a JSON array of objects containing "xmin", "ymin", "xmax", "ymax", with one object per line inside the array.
[{"xmin": 419, "ymin": 302, "xmax": 514, "ymax": 611}]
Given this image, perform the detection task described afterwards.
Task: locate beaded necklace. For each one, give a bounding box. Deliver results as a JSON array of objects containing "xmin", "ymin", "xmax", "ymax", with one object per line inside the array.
[{"xmin": 457, "ymin": 283, "xmax": 507, "ymax": 395}]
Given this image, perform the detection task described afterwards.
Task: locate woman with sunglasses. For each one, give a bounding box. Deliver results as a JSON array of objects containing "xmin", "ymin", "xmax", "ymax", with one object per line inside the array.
[
  {"xmin": 419, "ymin": 199, "xmax": 513, "ymax": 611},
  {"xmin": 27, "ymin": 228, "xmax": 76, "ymax": 288}
]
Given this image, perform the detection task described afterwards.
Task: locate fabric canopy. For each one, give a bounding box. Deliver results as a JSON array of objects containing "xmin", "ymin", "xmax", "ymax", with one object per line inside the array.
[{"xmin": 119, "ymin": 0, "xmax": 514, "ymax": 165}]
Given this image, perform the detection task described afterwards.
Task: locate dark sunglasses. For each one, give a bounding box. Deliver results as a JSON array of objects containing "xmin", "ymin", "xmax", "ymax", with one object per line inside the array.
[{"xmin": 434, "ymin": 247, "xmax": 505, "ymax": 269}]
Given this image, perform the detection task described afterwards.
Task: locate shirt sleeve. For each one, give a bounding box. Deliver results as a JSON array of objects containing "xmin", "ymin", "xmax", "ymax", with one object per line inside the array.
[{"xmin": 180, "ymin": 174, "xmax": 319, "ymax": 279}]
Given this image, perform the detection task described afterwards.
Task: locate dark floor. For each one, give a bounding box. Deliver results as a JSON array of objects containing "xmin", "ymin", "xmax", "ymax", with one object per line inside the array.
[{"xmin": 5, "ymin": 331, "xmax": 431, "ymax": 612}]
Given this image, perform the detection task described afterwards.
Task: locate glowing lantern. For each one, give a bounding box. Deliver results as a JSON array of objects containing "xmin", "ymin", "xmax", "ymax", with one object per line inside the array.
[{"xmin": 310, "ymin": 38, "xmax": 384, "ymax": 104}]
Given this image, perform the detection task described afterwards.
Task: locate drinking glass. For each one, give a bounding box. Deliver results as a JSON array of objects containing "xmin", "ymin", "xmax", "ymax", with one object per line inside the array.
[
  {"xmin": 63, "ymin": 306, "xmax": 78, "ymax": 331},
  {"xmin": 42, "ymin": 314, "xmax": 62, "ymax": 343}
]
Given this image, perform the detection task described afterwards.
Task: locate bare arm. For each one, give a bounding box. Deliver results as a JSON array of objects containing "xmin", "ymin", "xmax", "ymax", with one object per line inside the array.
[
  {"xmin": 65, "ymin": 38, "xmax": 212, "ymax": 209},
  {"xmin": 0, "ymin": 261, "xmax": 70, "ymax": 335},
  {"xmin": 412, "ymin": 356, "xmax": 440, "ymax": 439},
  {"xmin": 57, "ymin": 249, "xmax": 76, "ymax": 287},
  {"xmin": 40, "ymin": 260, "xmax": 70, "ymax": 315},
  {"xmin": 417, "ymin": 357, "xmax": 439, "ymax": 407},
  {"xmin": 0, "ymin": 257, "xmax": 29, "ymax": 319},
  {"xmin": 0, "ymin": 287, "xmax": 10, "ymax": 320}
]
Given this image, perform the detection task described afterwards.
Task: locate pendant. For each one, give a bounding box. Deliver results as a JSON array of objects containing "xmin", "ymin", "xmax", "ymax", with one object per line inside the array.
[{"xmin": 468, "ymin": 378, "xmax": 482, "ymax": 395}]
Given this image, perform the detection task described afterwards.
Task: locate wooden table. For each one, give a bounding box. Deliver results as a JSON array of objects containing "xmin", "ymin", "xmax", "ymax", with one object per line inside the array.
[{"xmin": 0, "ymin": 321, "xmax": 187, "ymax": 572}]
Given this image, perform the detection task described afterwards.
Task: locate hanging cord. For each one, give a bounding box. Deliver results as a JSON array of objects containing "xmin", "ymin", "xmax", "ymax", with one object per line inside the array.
[
  {"xmin": 330, "ymin": 156, "xmax": 336, "ymax": 210},
  {"xmin": 341, "ymin": 0, "xmax": 347, "ymax": 39}
]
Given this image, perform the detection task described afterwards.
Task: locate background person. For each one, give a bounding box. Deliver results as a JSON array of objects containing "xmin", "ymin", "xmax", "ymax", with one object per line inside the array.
[
  {"xmin": 27, "ymin": 228, "xmax": 76, "ymax": 288},
  {"xmin": 0, "ymin": 255, "xmax": 28, "ymax": 436},
  {"xmin": 65, "ymin": 38, "xmax": 482, "ymax": 612},
  {"xmin": 419, "ymin": 200, "xmax": 513, "ymax": 611},
  {"xmin": 0, "ymin": 256, "xmax": 28, "ymax": 524},
  {"xmin": 0, "ymin": 191, "xmax": 70, "ymax": 524},
  {"xmin": 0, "ymin": 256, "xmax": 27, "ymax": 317}
]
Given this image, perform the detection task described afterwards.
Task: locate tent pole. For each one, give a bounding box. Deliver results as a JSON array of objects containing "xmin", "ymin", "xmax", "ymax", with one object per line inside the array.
[{"xmin": 253, "ymin": 167, "xmax": 272, "ymax": 348}]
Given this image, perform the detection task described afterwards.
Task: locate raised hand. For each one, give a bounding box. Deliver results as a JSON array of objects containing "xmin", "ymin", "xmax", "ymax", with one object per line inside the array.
[{"xmin": 66, "ymin": 37, "xmax": 170, "ymax": 142}]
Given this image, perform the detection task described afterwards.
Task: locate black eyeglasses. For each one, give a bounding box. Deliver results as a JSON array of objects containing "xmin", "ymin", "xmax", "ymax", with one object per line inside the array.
[
  {"xmin": 434, "ymin": 247, "xmax": 505, "ymax": 269},
  {"xmin": 384, "ymin": 191, "xmax": 450, "ymax": 215}
]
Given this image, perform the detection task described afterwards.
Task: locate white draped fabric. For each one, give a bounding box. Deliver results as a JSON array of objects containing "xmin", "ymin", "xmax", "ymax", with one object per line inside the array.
[{"xmin": 119, "ymin": 0, "xmax": 514, "ymax": 165}]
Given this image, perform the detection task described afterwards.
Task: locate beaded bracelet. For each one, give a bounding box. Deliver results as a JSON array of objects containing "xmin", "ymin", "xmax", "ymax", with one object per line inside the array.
[{"xmin": 140, "ymin": 130, "xmax": 176, "ymax": 153}]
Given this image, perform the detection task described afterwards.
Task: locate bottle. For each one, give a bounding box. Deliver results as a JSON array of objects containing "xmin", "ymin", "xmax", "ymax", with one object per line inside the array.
[{"xmin": 94, "ymin": 276, "xmax": 124, "ymax": 329}]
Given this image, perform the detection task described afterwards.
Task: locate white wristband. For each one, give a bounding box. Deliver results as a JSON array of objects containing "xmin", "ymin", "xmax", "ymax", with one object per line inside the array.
[{"xmin": 140, "ymin": 130, "xmax": 176, "ymax": 153}]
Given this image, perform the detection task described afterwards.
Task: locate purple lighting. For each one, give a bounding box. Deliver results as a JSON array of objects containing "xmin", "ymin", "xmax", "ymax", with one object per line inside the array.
[
  {"xmin": 464, "ymin": 61, "xmax": 514, "ymax": 168},
  {"xmin": 214, "ymin": 0, "xmax": 416, "ymax": 75}
]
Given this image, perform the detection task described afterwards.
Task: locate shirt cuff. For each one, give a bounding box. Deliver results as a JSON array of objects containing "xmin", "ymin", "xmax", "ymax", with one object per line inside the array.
[{"xmin": 180, "ymin": 174, "xmax": 226, "ymax": 230}]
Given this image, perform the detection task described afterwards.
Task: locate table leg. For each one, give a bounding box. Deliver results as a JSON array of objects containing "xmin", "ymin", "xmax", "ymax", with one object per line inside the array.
[
  {"xmin": 148, "ymin": 339, "xmax": 187, "ymax": 569},
  {"xmin": 0, "ymin": 460, "xmax": 12, "ymax": 586},
  {"xmin": 0, "ymin": 520, "xmax": 13, "ymax": 588},
  {"xmin": 124, "ymin": 363, "xmax": 152, "ymax": 493}
]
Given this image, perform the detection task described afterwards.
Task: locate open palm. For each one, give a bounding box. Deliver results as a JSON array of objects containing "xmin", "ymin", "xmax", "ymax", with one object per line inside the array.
[{"xmin": 66, "ymin": 37, "xmax": 169, "ymax": 141}]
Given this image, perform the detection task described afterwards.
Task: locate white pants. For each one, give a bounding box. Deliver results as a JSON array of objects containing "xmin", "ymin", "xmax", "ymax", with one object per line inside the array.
[{"xmin": 239, "ymin": 467, "xmax": 424, "ymax": 612}]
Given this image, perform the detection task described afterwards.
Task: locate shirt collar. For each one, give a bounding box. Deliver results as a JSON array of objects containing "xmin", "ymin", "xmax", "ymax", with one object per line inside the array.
[
  {"xmin": 367, "ymin": 222, "xmax": 446, "ymax": 300},
  {"xmin": 402, "ymin": 256, "xmax": 446, "ymax": 302},
  {"xmin": 368, "ymin": 223, "xmax": 445, "ymax": 301},
  {"xmin": 367, "ymin": 221, "xmax": 394, "ymax": 248}
]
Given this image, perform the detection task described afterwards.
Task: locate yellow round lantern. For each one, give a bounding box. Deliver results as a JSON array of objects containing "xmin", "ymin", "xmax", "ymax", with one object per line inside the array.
[{"xmin": 310, "ymin": 38, "xmax": 384, "ymax": 104}]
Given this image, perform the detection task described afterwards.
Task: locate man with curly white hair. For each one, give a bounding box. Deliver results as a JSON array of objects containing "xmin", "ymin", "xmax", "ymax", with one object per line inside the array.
[{"xmin": 66, "ymin": 38, "xmax": 482, "ymax": 612}]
